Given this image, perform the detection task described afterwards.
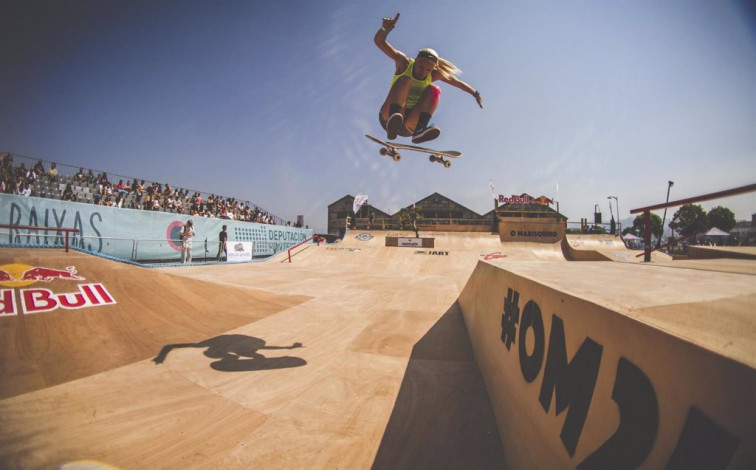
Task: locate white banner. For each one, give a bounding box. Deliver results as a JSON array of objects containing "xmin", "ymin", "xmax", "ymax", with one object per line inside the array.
[
  {"xmin": 397, "ymin": 237, "xmax": 423, "ymax": 247},
  {"xmin": 226, "ymin": 241, "xmax": 253, "ymax": 263},
  {"xmin": 353, "ymin": 193, "xmax": 368, "ymax": 214}
]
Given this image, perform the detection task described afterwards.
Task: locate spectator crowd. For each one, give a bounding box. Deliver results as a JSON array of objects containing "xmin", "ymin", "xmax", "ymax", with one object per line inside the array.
[{"xmin": 2, "ymin": 152, "xmax": 291, "ymax": 225}]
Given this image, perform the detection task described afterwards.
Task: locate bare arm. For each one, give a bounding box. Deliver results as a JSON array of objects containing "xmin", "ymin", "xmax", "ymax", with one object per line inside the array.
[
  {"xmin": 260, "ymin": 342, "xmax": 303, "ymax": 351},
  {"xmin": 374, "ymin": 13, "xmax": 408, "ymax": 74},
  {"xmin": 436, "ymin": 72, "xmax": 484, "ymax": 108},
  {"xmin": 153, "ymin": 342, "xmax": 204, "ymax": 364}
]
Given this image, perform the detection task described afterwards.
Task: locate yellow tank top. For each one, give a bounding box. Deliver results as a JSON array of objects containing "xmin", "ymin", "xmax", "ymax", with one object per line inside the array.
[{"xmin": 390, "ymin": 59, "xmax": 432, "ymax": 109}]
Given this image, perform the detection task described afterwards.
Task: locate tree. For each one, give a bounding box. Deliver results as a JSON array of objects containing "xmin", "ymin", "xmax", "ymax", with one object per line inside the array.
[
  {"xmin": 669, "ymin": 204, "xmax": 708, "ymax": 238},
  {"xmin": 399, "ymin": 205, "xmax": 423, "ymax": 237},
  {"xmin": 625, "ymin": 212, "xmax": 663, "ymax": 241},
  {"xmin": 707, "ymin": 206, "xmax": 736, "ymax": 232}
]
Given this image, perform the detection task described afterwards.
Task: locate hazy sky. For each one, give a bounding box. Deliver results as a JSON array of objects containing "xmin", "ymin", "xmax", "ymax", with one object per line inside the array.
[{"xmin": 1, "ymin": 0, "xmax": 754, "ymax": 231}]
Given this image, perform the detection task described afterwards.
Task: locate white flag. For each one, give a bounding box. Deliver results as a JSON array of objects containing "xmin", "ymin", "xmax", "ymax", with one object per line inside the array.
[
  {"xmin": 489, "ymin": 180, "xmax": 496, "ymax": 200},
  {"xmin": 353, "ymin": 193, "xmax": 369, "ymax": 214}
]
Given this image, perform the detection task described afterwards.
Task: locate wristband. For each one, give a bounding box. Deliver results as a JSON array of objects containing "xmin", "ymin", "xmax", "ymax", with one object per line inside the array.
[{"xmin": 473, "ymin": 90, "xmax": 481, "ymax": 98}]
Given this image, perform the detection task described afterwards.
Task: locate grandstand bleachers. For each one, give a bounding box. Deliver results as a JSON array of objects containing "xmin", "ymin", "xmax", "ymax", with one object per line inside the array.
[{"xmin": 1, "ymin": 152, "xmax": 290, "ymax": 226}]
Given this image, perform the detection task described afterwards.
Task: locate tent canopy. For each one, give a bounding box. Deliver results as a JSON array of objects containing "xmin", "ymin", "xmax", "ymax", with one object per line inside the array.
[{"xmin": 704, "ymin": 227, "xmax": 729, "ymax": 237}]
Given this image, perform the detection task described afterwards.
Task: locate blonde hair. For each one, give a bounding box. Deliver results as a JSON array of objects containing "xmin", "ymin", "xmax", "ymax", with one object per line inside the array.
[
  {"xmin": 436, "ymin": 57, "xmax": 462, "ymax": 81},
  {"xmin": 417, "ymin": 48, "xmax": 461, "ymax": 81}
]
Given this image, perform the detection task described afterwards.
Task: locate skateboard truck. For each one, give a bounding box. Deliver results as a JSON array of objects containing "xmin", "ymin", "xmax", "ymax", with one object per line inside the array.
[
  {"xmin": 379, "ymin": 147, "xmax": 401, "ymax": 162},
  {"xmin": 428, "ymin": 155, "xmax": 451, "ymax": 168}
]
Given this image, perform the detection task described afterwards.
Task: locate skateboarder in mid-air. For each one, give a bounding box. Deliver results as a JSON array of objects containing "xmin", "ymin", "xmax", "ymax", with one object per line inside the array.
[{"xmin": 375, "ymin": 13, "xmax": 483, "ymax": 144}]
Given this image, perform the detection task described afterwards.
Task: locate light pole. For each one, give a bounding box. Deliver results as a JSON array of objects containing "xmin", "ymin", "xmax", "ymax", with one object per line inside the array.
[
  {"xmin": 657, "ymin": 181, "xmax": 674, "ymax": 249},
  {"xmin": 608, "ymin": 196, "xmax": 619, "ymax": 232},
  {"xmin": 607, "ymin": 198, "xmax": 615, "ymax": 234}
]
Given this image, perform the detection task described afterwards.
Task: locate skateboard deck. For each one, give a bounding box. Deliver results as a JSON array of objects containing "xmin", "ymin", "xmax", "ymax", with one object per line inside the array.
[{"xmin": 365, "ymin": 134, "xmax": 462, "ymax": 168}]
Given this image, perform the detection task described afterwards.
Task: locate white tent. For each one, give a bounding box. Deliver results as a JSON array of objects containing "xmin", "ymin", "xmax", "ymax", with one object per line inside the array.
[
  {"xmin": 623, "ymin": 233, "xmax": 641, "ymax": 241},
  {"xmin": 704, "ymin": 227, "xmax": 729, "ymax": 237}
]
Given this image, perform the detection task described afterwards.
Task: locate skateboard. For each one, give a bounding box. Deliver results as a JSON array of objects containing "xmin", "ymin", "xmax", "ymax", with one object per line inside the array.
[
  {"xmin": 210, "ymin": 356, "xmax": 307, "ymax": 372},
  {"xmin": 365, "ymin": 134, "xmax": 462, "ymax": 168}
]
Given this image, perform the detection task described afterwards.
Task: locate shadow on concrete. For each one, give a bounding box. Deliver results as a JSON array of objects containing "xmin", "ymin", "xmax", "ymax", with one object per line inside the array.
[
  {"xmin": 152, "ymin": 334, "xmax": 306, "ymax": 372},
  {"xmin": 372, "ymin": 302, "xmax": 508, "ymax": 469}
]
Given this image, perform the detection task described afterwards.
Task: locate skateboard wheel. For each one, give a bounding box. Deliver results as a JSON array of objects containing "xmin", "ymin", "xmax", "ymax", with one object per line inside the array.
[
  {"xmin": 380, "ymin": 148, "xmax": 389, "ymax": 156},
  {"xmin": 429, "ymin": 155, "xmax": 436, "ymax": 162},
  {"xmin": 444, "ymin": 161, "xmax": 451, "ymax": 168},
  {"xmin": 393, "ymin": 153, "xmax": 401, "ymax": 162}
]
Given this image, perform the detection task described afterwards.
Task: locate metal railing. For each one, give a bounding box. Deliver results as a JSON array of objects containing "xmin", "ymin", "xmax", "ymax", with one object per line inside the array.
[
  {"xmin": 0, "ymin": 224, "xmax": 80, "ymax": 252},
  {"xmin": 288, "ymin": 235, "xmax": 322, "ymax": 262},
  {"xmin": 630, "ymin": 183, "xmax": 756, "ymax": 262}
]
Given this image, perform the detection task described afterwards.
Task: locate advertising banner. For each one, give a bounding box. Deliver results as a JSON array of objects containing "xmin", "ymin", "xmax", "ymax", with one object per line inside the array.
[
  {"xmin": 397, "ymin": 237, "xmax": 423, "ymax": 247},
  {"xmin": 226, "ymin": 241, "xmax": 253, "ymax": 263},
  {"xmin": 0, "ymin": 194, "xmax": 312, "ymax": 261}
]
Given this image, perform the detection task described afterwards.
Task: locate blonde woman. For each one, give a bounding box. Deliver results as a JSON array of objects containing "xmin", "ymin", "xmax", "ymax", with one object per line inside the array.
[{"xmin": 375, "ymin": 13, "xmax": 483, "ymax": 144}]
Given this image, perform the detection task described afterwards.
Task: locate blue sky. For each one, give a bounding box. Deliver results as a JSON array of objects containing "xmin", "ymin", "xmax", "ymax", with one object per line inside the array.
[{"xmin": 1, "ymin": 0, "xmax": 754, "ymax": 232}]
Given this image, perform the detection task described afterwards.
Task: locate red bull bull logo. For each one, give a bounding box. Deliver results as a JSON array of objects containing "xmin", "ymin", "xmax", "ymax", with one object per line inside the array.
[{"xmin": 0, "ymin": 263, "xmax": 116, "ymax": 316}]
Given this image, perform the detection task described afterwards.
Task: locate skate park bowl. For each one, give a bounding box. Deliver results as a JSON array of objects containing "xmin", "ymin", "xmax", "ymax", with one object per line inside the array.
[{"xmin": 0, "ymin": 224, "xmax": 754, "ymax": 468}]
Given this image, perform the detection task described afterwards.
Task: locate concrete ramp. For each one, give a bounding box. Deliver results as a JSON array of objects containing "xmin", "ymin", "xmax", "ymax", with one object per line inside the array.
[
  {"xmin": 458, "ymin": 258, "xmax": 756, "ymax": 469},
  {"xmin": 563, "ymin": 234, "xmax": 672, "ymax": 262},
  {"xmin": 0, "ymin": 249, "xmax": 310, "ymax": 399},
  {"xmin": 0, "ymin": 244, "xmax": 505, "ymax": 469},
  {"xmin": 321, "ymin": 230, "xmax": 565, "ymax": 262},
  {"xmin": 2, "ymin": 233, "xmax": 754, "ymax": 469}
]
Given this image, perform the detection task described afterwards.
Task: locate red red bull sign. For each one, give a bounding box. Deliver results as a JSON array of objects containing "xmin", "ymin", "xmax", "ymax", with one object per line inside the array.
[
  {"xmin": 499, "ymin": 194, "xmax": 554, "ymax": 206},
  {"xmin": 0, "ymin": 264, "xmax": 115, "ymax": 316}
]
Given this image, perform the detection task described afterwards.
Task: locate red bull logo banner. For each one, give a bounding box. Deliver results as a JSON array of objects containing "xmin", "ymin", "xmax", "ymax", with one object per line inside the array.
[
  {"xmin": 499, "ymin": 194, "xmax": 554, "ymax": 206},
  {"xmin": 0, "ymin": 264, "xmax": 115, "ymax": 316}
]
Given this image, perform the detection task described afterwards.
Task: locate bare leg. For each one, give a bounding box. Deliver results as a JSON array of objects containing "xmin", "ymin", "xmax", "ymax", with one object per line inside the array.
[
  {"xmin": 405, "ymin": 84, "xmax": 441, "ymax": 132},
  {"xmin": 380, "ymin": 76, "xmax": 412, "ymax": 121}
]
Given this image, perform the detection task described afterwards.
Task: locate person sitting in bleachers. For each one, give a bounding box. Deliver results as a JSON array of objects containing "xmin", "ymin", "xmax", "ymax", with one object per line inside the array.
[
  {"xmin": 114, "ymin": 180, "xmax": 127, "ymax": 196},
  {"xmin": 24, "ymin": 166, "xmax": 36, "ymax": 185},
  {"xmin": 62, "ymin": 184, "xmax": 77, "ymax": 202},
  {"xmin": 32, "ymin": 160, "xmax": 45, "ymax": 178},
  {"xmin": 14, "ymin": 162, "xmax": 27, "ymax": 181},
  {"xmin": 164, "ymin": 194, "xmax": 175, "ymax": 211},
  {"xmin": 74, "ymin": 168, "xmax": 86, "ymax": 182},
  {"xmin": 17, "ymin": 181, "xmax": 32, "ymax": 197},
  {"xmin": 47, "ymin": 162, "xmax": 58, "ymax": 182},
  {"xmin": 141, "ymin": 193, "xmax": 152, "ymax": 210}
]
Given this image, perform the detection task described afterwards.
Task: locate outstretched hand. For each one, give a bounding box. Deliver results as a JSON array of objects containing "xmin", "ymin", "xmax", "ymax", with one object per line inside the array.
[
  {"xmin": 382, "ymin": 13, "xmax": 400, "ymax": 32},
  {"xmin": 474, "ymin": 92, "xmax": 483, "ymax": 109}
]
